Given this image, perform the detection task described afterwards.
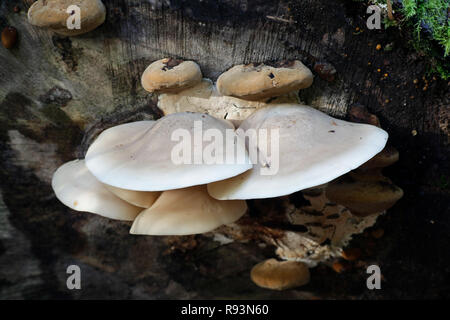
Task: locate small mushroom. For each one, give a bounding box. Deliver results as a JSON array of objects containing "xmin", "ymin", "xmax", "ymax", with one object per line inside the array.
[
  {"xmin": 141, "ymin": 58, "xmax": 202, "ymax": 93},
  {"xmin": 208, "ymin": 104, "xmax": 388, "ymax": 200},
  {"xmin": 104, "ymin": 185, "xmax": 161, "ymax": 208},
  {"xmin": 250, "ymin": 259, "xmax": 310, "ymax": 290},
  {"xmin": 130, "ymin": 185, "xmax": 247, "ymax": 235},
  {"xmin": 325, "ymin": 174, "xmax": 403, "ymax": 217},
  {"xmin": 359, "ymin": 145, "xmax": 399, "ymax": 169},
  {"xmin": 27, "ymin": 0, "xmax": 106, "ymax": 36},
  {"xmin": 85, "ymin": 113, "xmax": 252, "ymax": 191},
  {"xmin": 51, "ymin": 159, "xmax": 142, "ymax": 220},
  {"xmin": 217, "ymin": 60, "xmax": 313, "ymax": 101},
  {"xmin": 1, "ymin": 26, "xmax": 18, "ymax": 49}
]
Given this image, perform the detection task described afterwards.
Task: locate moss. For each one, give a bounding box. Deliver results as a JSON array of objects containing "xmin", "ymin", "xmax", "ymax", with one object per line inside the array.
[{"xmin": 355, "ymin": 0, "xmax": 450, "ymax": 79}]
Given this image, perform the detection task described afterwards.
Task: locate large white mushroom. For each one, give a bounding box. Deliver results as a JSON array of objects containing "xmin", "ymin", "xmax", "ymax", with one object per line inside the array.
[
  {"xmin": 85, "ymin": 113, "xmax": 252, "ymax": 191},
  {"xmin": 130, "ymin": 185, "xmax": 247, "ymax": 235},
  {"xmin": 51, "ymin": 159, "xmax": 142, "ymax": 220},
  {"xmin": 207, "ymin": 104, "xmax": 389, "ymax": 200}
]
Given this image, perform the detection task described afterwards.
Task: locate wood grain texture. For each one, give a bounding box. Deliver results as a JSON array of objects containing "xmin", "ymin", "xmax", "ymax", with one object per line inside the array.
[{"xmin": 0, "ymin": 0, "xmax": 449, "ymax": 299}]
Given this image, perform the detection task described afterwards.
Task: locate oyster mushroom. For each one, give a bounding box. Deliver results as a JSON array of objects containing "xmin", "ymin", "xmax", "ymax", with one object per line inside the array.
[
  {"xmin": 217, "ymin": 60, "xmax": 313, "ymax": 101},
  {"xmin": 359, "ymin": 145, "xmax": 399, "ymax": 170},
  {"xmin": 85, "ymin": 112, "xmax": 252, "ymax": 191},
  {"xmin": 51, "ymin": 159, "xmax": 142, "ymax": 221},
  {"xmin": 141, "ymin": 58, "xmax": 202, "ymax": 93},
  {"xmin": 250, "ymin": 259, "xmax": 310, "ymax": 290},
  {"xmin": 208, "ymin": 104, "xmax": 388, "ymax": 200},
  {"xmin": 130, "ymin": 185, "xmax": 247, "ymax": 235},
  {"xmin": 27, "ymin": 0, "xmax": 106, "ymax": 36},
  {"xmin": 104, "ymin": 185, "xmax": 161, "ymax": 208},
  {"xmin": 325, "ymin": 174, "xmax": 404, "ymax": 217}
]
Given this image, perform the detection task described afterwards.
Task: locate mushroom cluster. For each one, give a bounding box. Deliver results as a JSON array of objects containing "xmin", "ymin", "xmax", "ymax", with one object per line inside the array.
[{"xmin": 52, "ymin": 57, "xmax": 403, "ymax": 290}]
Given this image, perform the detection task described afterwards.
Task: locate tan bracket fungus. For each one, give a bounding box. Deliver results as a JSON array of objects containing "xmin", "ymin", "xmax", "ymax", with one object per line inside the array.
[
  {"xmin": 27, "ymin": 0, "xmax": 106, "ymax": 36},
  {"xmin": 141, "ymin": 58, "xmax": 202, "ymax": 93},
  {"xmin": 85, "ymin": 113, "xmax": 252, "ymax": 191},
  {"xmin": 217, "ymin": 60, "xmax": 313, "ymax": 101},
  {"xmin": 250, "ymin": 259, "xmax": 310, "ymax": 290}
]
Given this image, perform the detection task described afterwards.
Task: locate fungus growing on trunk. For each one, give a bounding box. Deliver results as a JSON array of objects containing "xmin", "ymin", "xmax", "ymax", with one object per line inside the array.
[
  {"xmin": 130, "ymin": 186, "xmax": 247, "ymax": 236},
  {"xmin": 85, "ymin": 112, "xmax": 252, "ymax": 191},
  {"xmin": 50, "ymin": 58, "xmax": 404, "ymax": 290},
  {"xmin": 250, "ymin": 259, "xmax": 310, "ymax": 290},
  {"xmin": 52, "ymin": 159, "xmax": 141, "ymax": 221},
  {"xmin": 207, "ymin": 104, "xmax": 388, "ymax": 200},
  {"xmin": 217, "ymin": 60, "xmax": 313, "ymax": 100},
  {"xmin": 141, "ymin": 58, "xmax": 202, "ymax": 93}
]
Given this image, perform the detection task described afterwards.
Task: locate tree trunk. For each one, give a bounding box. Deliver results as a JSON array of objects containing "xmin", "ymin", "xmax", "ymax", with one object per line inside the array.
[{"xmin": 0, "ymin": 0, "xmax": 448, "ymax": 299}]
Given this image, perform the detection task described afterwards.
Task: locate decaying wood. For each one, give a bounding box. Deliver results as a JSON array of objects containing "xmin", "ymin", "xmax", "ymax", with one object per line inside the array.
[{"xmin": 0, "ymin": 0, "xmax": 449, "ymax": 299}]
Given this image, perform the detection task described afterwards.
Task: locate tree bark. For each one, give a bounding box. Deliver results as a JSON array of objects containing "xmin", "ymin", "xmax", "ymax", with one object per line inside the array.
[{"xmin": 0, "ymin": 0, "xmax": 448, "ymax": 299}]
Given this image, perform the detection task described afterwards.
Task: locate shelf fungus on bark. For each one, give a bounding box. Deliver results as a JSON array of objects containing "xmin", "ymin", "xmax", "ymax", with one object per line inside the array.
[
  {"xmin": 85, "ymin": 112, "xmax": 251, "ymax": 191},
  {"xmin": 130, "ymin": 186, "xmax": 247, "ymax": 236},
  {"xmin": 326, "ymin": 169, "xmax": 403, "ymax": 217},
  {"xmin": 325, "ymin": 141, "xmax": 403, "ymax": 217},
  {"xmin": 216, "ymin": 60, "xmax": 313, "ymax": 100},
  {"xmin": 207, "ymin": 104, "xmax": 388, "ymax": 200},
  {"xmin": 250, "ymin": 259, "xmax": 310, "ymax": 290},
  {"xmin": 51, "ymin": 59, "xmax": 403, "ymax": 287},
  {"xmin": 52, "ymin": 159, "xmax": 141, "ymax": 221},
  {"xmin": 141, "ymin": 58, "xmax": 202, "ymax": 93},
  {"xmin": 27, "ymin": 0, "xmax": 106, "ymax": 36}
]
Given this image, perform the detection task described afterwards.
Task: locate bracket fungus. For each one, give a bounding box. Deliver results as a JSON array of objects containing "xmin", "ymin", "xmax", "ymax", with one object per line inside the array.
[
  {"xmin": 208, "ymin": 104, "xmax": 388, "ymax": 200},
  {"xmin": 358, "ymin": 144, "xmax": 399, "ymax": 170},
  {"xmin": 50, "ymin": 57, "xmax": 404, "ymax": 290},
  {"xmin": 27, "ymin": 0, "xmax": 106, "ymax": 36},
  {"xmin": 217, "ymin": 60, "xmax": 313, "ymax": 100},
  {"xmin": 130, "ymin": 186, "xmax": 247, "ymax": 236},
  {"xmin": 141, "ymin": 58, "xmax": 202, "ymax": 93},
  {"xmin": 326, "ymin": 168, "xmax": 403, "ymax": 217},
  {"xmin": 250, "ymin": 259, "xmax": 310, "ymax": 290},
  {"xmin": 85, "ymin": 113, "xmax": 251, "ymax": 191},
  {"xmin": 52, "ymin": 159, "xmax": 141, "ymax": 221},
  {"xmin": 104, "ymin": 185, "xmax": 161, "ymax": 209}
]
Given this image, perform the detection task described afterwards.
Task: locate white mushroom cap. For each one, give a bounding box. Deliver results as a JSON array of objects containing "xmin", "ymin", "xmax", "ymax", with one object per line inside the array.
[
  {"xmin": 104, "ymin": 185, "xmax": 161, "ymax": 208},
  {"xmin": 130, "ymin": 185, "xmax": 247, "ymax": 235},
  {"xmin": 86, "ymin": 120, "xmax": 156, "ymax": 159},
  {"xmin": 207, "ymin": 104, "xmax": 388, "ymax": 200},
  {"xmin": 85, "ymin": 113, "xmax": 252, "ymax": 191},
  {"xmin": 51, "ymin": 159, "xmax": 142, "ymax": 221}
]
